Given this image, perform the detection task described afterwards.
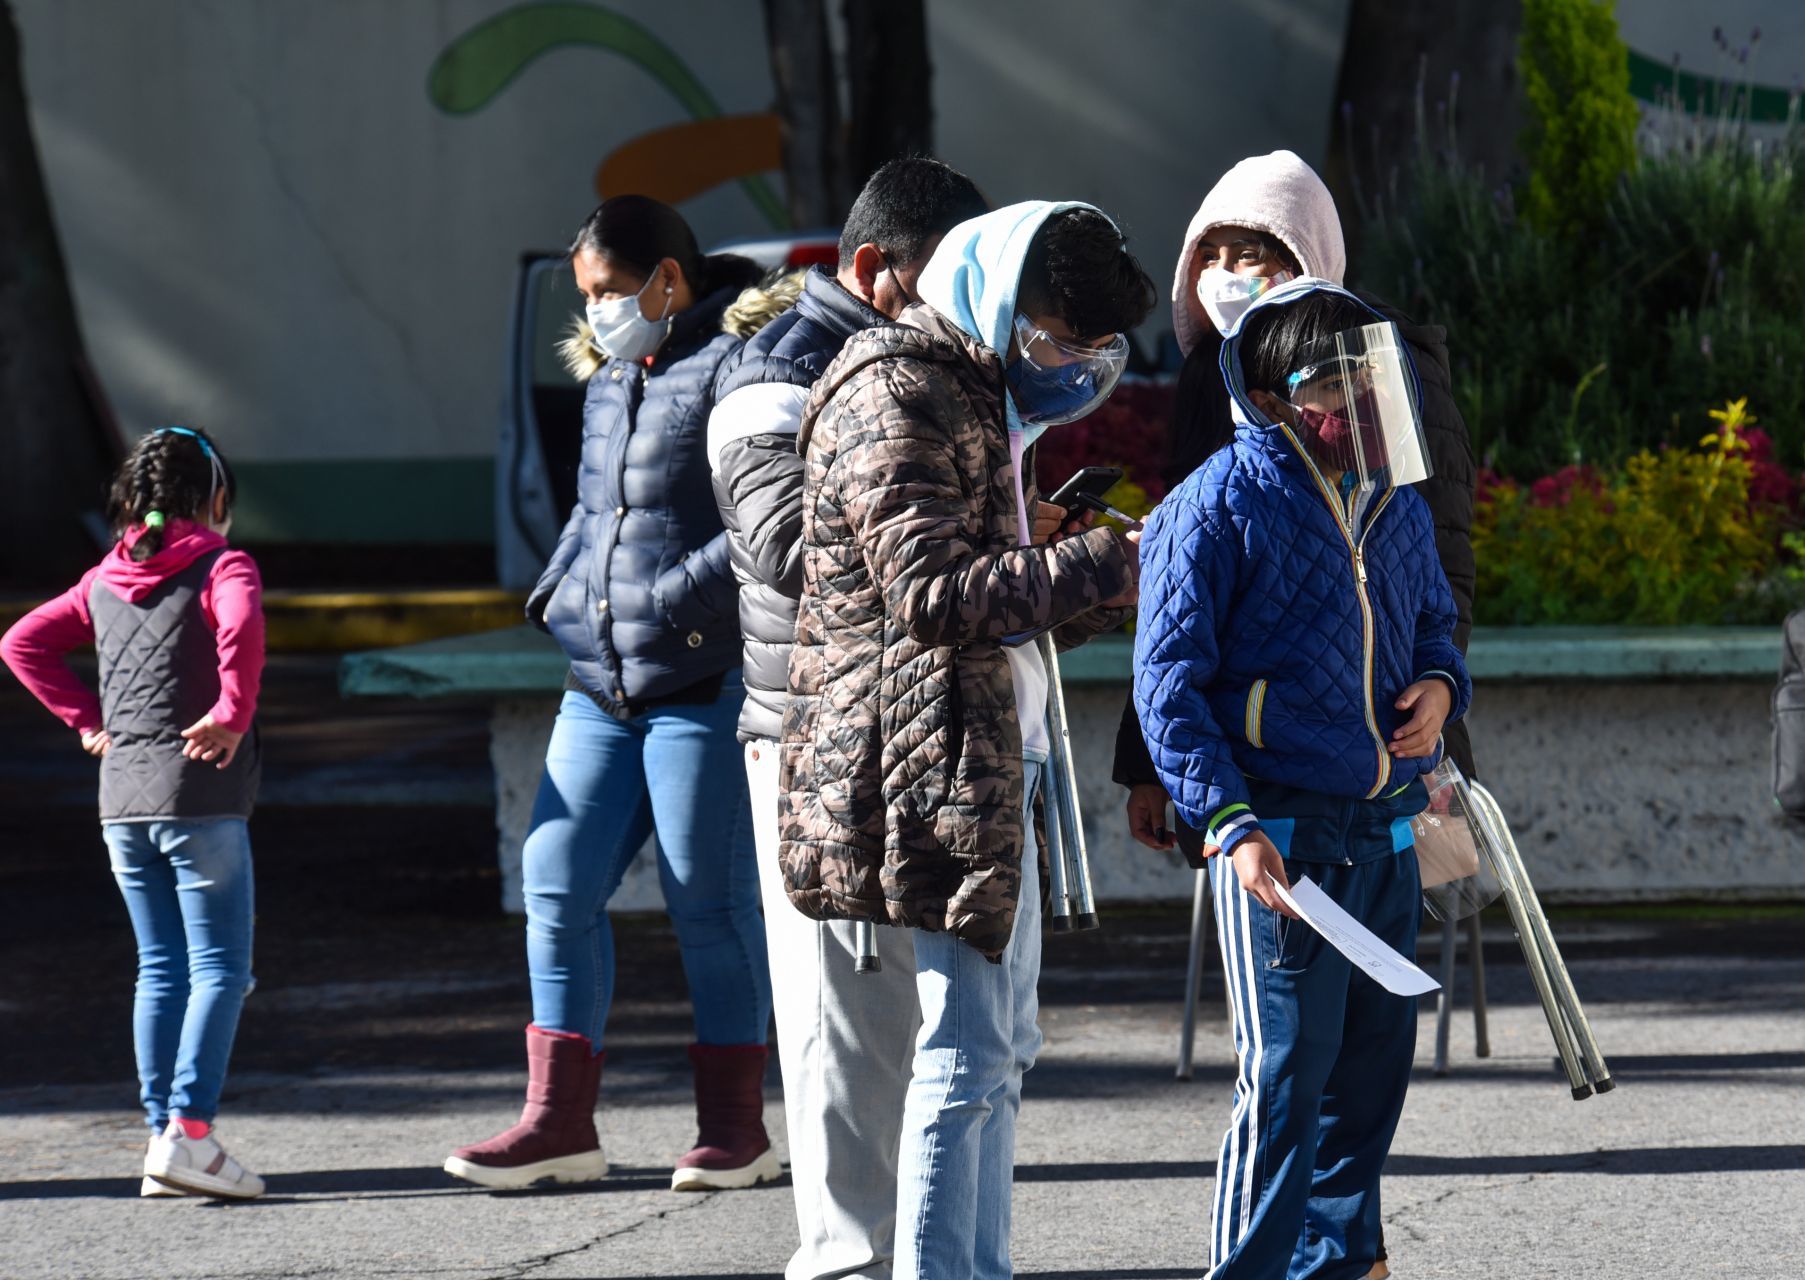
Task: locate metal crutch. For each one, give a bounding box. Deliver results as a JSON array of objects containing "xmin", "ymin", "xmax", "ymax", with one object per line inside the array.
[
  {"xmin": 1038, "ymin": 633, "xmax": 1098, "ymax": 932},
  {"xmin": 1176, "ymin": 867, "xmax": 1211, "ymax": 1079},
  {"xmin": 1174, "ymin": 819, "xmax": 1235, "ymax": 1078},
  {"xmin": 1464, "ymin": 780, "xmax": 1612, "ymax": 1097},
  {"xmin": 854, "ymin": 920, "xmax": 881, "ymax": 974},
  {"xmin": 1471, "ymin": 780, "xmax": 1610, "ymax": 1092}
]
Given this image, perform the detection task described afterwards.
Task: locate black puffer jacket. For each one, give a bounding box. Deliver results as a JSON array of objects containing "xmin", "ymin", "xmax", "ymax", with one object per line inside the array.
[
  {"xmin": 1114, "ymin": 293, "xmax": 1478, "ymax": 783},
  {"xmin": 529, "ymin": 286, "xmax": 746, "ymax": 713},
  {"xmin": 709, "ymin": 267, "xmax": 888, "ymax": 742}
]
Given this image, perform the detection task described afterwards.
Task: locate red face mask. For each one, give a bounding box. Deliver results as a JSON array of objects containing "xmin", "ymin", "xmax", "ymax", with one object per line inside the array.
[{"xmin": 1294, "ymin": 389, "xmax": 1386, "ymax": 474}]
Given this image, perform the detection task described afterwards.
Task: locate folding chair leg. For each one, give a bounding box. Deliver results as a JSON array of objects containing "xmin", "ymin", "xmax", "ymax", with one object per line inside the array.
[
  {"xmin": 1433, "ymin": 913, "xmax": 1457, "ymax": 1076},
  {"xmin": 1468, "ymin": 911, "xmax": 1491, "ymax": 1058},
  {"xmin": 1177, "ymin": 867, "xmax": 1210, "ymax": 1080}
]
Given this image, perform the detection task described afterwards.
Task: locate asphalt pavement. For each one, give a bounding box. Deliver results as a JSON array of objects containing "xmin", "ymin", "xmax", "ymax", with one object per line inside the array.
[{"xmin": 1, "ymin": 659, "xmax": 1800, "ymax": 1279}]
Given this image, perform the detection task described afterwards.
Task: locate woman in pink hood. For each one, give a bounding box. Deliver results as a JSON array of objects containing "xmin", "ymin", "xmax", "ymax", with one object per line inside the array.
[
  {"xmin": 1, "ymin": 426, "xmax": 266, "ymax": 1201},
  {"xmin": 1115, "ymin": 151, "xmax": 1478, "ymax": 1280},
  {"xmin": 1117, "ymin": 150, "xmax": 1476, "ymax": 839}
]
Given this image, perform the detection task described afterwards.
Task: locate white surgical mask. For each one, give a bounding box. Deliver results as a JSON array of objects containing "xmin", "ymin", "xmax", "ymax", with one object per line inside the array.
[
  {"xmin": 585, "ymin": 271, "xmax": 674, "ymax": 362},
  {"xmin": 1197, "ymin": 265, "xmax": 1295, "ymax": 335}
]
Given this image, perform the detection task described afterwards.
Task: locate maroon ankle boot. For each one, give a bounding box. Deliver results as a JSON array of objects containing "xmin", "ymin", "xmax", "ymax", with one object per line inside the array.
[
  {"xmin": 671, "ymin": 1044, "xmax": 784, "ymax": 1191},
  {"xmin": 443, "ymin": 1025, "xmax": 608, "ymax": 1189}
]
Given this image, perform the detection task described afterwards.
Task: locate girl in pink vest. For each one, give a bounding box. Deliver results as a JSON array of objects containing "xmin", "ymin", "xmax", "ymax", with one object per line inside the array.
[{"xmin": 1, "ymin": 427, "xmax": 265, "ymax": 1199}]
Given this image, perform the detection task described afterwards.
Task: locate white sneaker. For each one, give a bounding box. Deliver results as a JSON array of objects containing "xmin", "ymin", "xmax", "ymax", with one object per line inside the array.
[
  {"xmin": 144, "ymin": 1122, "xmax": 265, "ymax": 1200},
  {"xmin": 139, "ymin": 1175, "xmax": 187, "ymax": 1198}
]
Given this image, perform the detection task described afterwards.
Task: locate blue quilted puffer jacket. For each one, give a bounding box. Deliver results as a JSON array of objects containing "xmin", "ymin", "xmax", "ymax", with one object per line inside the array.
[
  {"xmin": 530, "ymin": 286, "xmax": 745, "ymax": 711},
  {"xmin": 1133, "ymin": 280, "xmax": 1472, "ymax": 853}
]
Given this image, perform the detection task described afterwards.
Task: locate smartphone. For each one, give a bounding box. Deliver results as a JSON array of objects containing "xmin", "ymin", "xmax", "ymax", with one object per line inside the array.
[{"xmin": 1047, "ymin": 465, "xmax": 1124, "ymax": 514}]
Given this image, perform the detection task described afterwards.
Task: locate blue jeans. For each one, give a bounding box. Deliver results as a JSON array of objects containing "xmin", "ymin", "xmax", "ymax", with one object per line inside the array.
[
  {"xmin": 895, "ymin": 761, "xmax": 1044, "ymax": 1280},
  {"xmin": 523, "ymin": 681, "xmax": 769, "ymax": 1047},
  {"xmin": 102, "ymin": 818, "xmax": 256, "ymax": 1132}
]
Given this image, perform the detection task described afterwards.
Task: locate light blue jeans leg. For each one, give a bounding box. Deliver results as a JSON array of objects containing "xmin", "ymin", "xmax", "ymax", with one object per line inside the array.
[
  {"xmin": 524, "ymin": 678, "xmax": 767, "ymax": 1047},
  {"xmin": 523, "ymin": 691, "xmax": 654, "ymax": 1043},
  {"xmin": 104, "ymin": 818, "xmax": 256, "ymax": 1129},
  {"xmin": 640, "ymin": 681, "xmax": 770, "ymax": 1045},
  {"xmin": 894, "ymin": 762, "xmax": 1044, "ymax": 1280}
]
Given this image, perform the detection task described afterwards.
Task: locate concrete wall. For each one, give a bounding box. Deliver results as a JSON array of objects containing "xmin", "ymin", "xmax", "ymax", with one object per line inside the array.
[
  {"xmin": 14, "ymin": 0, "xmax": 1348, "ymax": 539},
  {"xmin": 489, "ymin": 679, "xmax": 1805, "ymax": 915}
]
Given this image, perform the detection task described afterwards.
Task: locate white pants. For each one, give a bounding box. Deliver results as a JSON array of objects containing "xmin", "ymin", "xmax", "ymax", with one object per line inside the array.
[{"xmin": 748, "ymin": 740, "xmax": 921, "ymax": 1280}]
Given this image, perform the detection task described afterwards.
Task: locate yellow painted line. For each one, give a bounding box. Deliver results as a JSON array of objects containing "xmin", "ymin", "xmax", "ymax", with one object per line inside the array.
[{"xmin": 0, "ymin": 589, "xmax": 527, "ymax": 654}]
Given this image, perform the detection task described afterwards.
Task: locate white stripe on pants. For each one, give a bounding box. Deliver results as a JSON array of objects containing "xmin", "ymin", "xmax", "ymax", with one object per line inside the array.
[{"xmin": 747, "ymin": 740, "xmax": 921, "ymax": 1280}]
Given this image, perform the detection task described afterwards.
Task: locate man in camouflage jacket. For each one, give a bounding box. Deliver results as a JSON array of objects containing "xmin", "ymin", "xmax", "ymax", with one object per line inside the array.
[
  {"xmin": 779, "ymin": 302, "xmax": 1135, "ymax": 959},
  {"xmin": 778, "ymin": 202, "xmax": 1157, "ymax": 1279}
]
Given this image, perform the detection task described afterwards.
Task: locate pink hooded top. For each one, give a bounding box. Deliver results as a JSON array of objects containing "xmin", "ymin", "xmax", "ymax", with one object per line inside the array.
[
  {"xmin": 0, "ymin": 521, "xmax": 264, "ymax": 736},
  {"xmin": 1171, "ymin": 149, "xmax": 1347, "ymax": 357}
]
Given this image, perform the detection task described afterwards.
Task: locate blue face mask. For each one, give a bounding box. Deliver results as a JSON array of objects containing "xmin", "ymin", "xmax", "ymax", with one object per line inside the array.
[{"xmin": 1006, "ymin": 356, "xmax": 1105, "ymax": 426}]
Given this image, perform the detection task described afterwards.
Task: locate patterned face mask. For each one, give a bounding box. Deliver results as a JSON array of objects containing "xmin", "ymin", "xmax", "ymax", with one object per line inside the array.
[{"xmin": 1197, "ymin": 265, "xmax": 1294, "ymax": 335}]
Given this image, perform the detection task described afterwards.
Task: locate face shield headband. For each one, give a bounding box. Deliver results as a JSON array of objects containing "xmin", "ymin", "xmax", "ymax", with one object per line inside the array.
[{"xmin": 1278, "ymin": 321, "xmax": 1430, "ymax": 491}]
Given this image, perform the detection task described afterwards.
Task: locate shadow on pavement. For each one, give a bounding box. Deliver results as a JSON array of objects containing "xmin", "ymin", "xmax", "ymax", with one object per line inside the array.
[
  {"xmin": 1012, "ymin": 1143, "xmax": 1805, "ymax": 1183},
  {"xmin": 0, "ymin": 1164, "xmax": 785, "ymax": 1201}
]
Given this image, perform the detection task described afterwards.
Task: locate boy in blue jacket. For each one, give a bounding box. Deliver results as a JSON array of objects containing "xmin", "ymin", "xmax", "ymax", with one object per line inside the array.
[{"xmin": 1134, "ymin": 279, "xmax": 1471, "ymax": 1280}]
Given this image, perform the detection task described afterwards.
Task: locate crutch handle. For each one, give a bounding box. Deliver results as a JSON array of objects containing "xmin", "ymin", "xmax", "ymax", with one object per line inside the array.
[{"xmin": 854, "ymin": 920, "xmax": 881, "ymax": 974}]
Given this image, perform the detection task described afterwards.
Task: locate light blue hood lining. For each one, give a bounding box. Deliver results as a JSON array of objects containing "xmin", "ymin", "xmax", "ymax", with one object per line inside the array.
[{"xmin": 914, "ymin": 199, "xmax": 1110, "ymax": 445}]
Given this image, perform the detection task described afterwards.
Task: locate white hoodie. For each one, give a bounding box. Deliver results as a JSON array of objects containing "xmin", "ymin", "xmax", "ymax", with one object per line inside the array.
[{"xmin": 1171, "ymin": 150, "xmax": 1347, "ymax": 357}]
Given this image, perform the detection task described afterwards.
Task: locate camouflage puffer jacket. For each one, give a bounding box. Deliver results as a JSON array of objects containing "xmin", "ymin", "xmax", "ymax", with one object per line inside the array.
[{"xmin": 779, "ymin": 305, "xmax": 1136, "ymax": 960}]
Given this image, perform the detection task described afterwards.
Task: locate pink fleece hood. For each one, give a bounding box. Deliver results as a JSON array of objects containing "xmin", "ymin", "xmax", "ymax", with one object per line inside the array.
[
  {"xmin": 96, "ymin": 520, "xmax": 230, "ymax": 602},
  {"xmin": 1172, "ymin": 150, "xmax": 1347, "ymax": 356}
]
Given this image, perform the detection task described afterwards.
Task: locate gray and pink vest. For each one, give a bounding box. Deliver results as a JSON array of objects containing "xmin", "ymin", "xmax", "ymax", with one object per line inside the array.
[{"xmin": 90, "ymin": 550, "xmax": 260, "ymax": 822}]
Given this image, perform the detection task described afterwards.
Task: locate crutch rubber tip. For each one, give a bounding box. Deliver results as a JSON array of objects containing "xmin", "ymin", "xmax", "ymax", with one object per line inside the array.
[
  {"xmin": 1071, "ymin": 912, "xmax": 1100, "ymax": 931},
  {"xmin": 1593, "ymin": 1076, "xmax": 1615, "ymax": 1094},
  {"xmin": 855, "ymin": 957, "xmax": 882, "ymax": 974},
  {"xmin": 1049, "ymin": 917, "xmax": 1076, "ymax": 934},
  {"xmin": 1570, "ymin": 1084, "xmax": 1593, "ymax": 1101}
]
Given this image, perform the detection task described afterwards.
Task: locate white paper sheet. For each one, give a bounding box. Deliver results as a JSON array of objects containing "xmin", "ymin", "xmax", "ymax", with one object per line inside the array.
[{"xmin": 1270, "ymin": 874, "xmax": 1441, "ymax": 996}]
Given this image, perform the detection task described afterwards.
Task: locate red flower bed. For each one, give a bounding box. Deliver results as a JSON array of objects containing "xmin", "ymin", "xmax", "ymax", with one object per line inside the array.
[{"xmin": 1031, "ymin": 377, "xmax": 1176, "ymax": 504}]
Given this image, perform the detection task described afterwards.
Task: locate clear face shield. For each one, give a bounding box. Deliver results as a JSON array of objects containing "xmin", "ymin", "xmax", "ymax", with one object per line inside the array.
[
  {"xmin": 1283, "ymin": 321, "xmax": 1431, "ymax": 498},
  {"xmin": 1007, "ymin": 313, "xmax": 1129, "ymax": 428},
  {"xmin": 1412, "ymin": 757, "xmax": 1506, "ymax": 922}
]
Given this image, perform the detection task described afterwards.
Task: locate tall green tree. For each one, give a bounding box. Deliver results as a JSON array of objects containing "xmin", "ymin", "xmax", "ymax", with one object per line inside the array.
[
  {"xmin": 0, "ymin": 0, "xmax": 116, "ymax": 587},
  {"xmin": 1517, "ymin": 0, "xmax": 1639, "ymax": 235}
]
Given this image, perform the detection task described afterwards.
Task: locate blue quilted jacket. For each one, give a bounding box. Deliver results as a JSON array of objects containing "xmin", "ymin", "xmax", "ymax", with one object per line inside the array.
[
  {"xmin": 530, "ymin": 286, "xmax": 745, "ymax": 711},
  {"xmin": 1133, "ymin": 281, "xmax": 1472, "ymax": 853}
]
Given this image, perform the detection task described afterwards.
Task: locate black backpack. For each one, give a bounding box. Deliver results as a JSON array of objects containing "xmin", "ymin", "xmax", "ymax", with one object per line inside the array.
[{"xmin": 1774, "ymin": 610, "xmax": 1805, "ymax": 815}]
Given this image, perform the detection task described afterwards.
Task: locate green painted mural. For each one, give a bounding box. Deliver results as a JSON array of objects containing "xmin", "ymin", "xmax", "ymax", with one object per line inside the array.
[{"xmin": 427, "ymin": 1, "xmax": 789, "ymax": 227}]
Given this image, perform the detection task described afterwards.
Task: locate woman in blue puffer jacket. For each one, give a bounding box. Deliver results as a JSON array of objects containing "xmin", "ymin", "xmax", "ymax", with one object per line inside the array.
[{"xmin": 446, "ymin": 196, "xmax": 778, "ymax": 1194}]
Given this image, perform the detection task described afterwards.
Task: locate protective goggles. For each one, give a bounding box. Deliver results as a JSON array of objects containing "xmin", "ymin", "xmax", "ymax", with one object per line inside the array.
[{"xmin": 1008, "ymin": 313, "xmax": 1129, "ymax": 427}]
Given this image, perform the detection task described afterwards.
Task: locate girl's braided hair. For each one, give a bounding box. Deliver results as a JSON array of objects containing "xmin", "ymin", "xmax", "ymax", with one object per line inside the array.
[{"xmin": 106, "ymin": 427, "xmax": 236, "ymax": 563}]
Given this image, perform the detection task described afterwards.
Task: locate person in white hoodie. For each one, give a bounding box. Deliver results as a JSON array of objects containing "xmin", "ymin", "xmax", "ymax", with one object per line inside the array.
[
  {"xmin": 1116, "ymin": 149, "xmax": 1476, "ymax": 842},
  {"xmin": 1112, "ymin": 150, "xmax": 1477, "ymax": 1280}
]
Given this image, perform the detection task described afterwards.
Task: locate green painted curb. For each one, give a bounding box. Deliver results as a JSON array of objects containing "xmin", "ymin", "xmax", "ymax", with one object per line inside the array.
[{"xmin": 339, "ymin": 625, "xmax": 1784, "ymax": 700}]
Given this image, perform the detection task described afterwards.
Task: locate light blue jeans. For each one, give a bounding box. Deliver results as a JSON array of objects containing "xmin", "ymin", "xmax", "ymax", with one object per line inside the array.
[
  {"xmin": 895, "ymin": 761, "xmax": 1044, "ymax": 1280},
  {"xmin": 523, "ymin": 681, "xmax": 770, "ymax": 1046},
  {"xmin": 102, "ymin": 818, "xmax": 256, "ymax": 1132}
]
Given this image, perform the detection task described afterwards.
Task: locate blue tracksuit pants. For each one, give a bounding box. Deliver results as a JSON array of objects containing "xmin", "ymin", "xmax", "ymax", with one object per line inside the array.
[{"xmin": 1206, "ymin": 823, "xmax": 1422, "ymax": 1280}]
